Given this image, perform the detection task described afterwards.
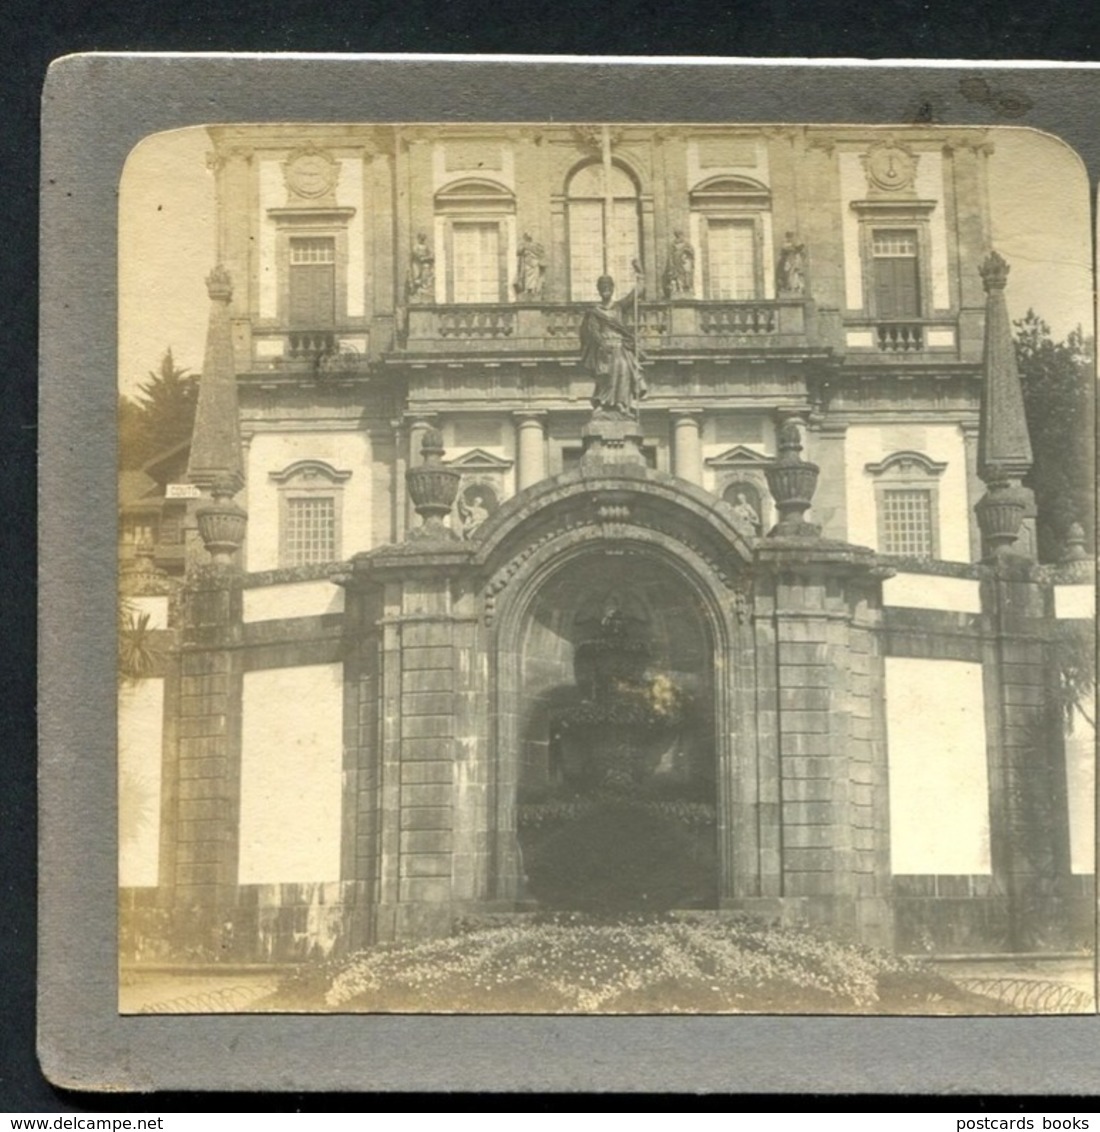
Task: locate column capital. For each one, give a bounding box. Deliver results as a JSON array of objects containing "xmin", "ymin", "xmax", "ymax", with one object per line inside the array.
[
  {"xmin": 811, "ymin": 421, "xmax": 849, "ymax": 438},
  {"xmin": 669, "ymin": 407, "xmax": 704, "ymax": 423},
  {"xmin": 403, "ymin": 411, "xmax": 440, "ymax": 428},
  {"xmin": 512, "ymin": 409, "xmax": 548, "ymax": 424}
]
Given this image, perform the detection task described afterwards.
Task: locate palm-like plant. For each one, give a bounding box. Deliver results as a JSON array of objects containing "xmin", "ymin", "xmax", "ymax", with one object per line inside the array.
[{"xmin": 118, "ymin": 598, "xmax": 160, "ymax": 683}]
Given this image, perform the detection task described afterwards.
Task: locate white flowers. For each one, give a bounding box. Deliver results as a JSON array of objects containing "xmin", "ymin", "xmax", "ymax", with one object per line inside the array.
[{"xmin": 320, "ymin": 915, "xmax": 920, "ymax": 1013}]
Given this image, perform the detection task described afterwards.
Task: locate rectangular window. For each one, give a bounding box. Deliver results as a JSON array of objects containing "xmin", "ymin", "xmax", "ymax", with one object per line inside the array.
[
  {"xmin": 881, "ymin": 489, "xmax": 934, "ymax": 557},
  {"xmin": 706, "ymin": 219, "xmax": 757, "ymax": 300},
  {"xmin": 288, "ymin": 236, "xmax": 336, "ymax": 328},
  {"xmin": 285, "ymin": 496, "xmax": 336, "ymax": 565},
  {"xmin": 872, "ymin": 228, "xmax": 920, "ymax": 319},
  {"xmin": 451, "ymin": 221, "xmax": 502, "ymax": 303}
]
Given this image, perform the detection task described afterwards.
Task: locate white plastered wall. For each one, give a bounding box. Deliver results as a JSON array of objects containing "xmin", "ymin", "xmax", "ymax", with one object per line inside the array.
[
  {"xmin": 885, "ymin": 657, "xmax": 991, "ymax": 874},
  {"xmin": 844, "ymin": 423, "xmax": 969, "ymax": 560},
  {"xmin": 238, "ymin": 663, "xmax": 344, "ymax": 885},
  {"xmin": 1066, "ymin": 693, "xmax": 1096, "ymax": 875},
  {"xmin": 246, "ymin": 431, "xmax": 372, "ymax": 571},
  {"xmin": 118, "ymin": 678, "xmax": 165, "ymax": 887},
  {"xmin": 258, "ymin": 159, "xmax": 281, "ymax": 319}
]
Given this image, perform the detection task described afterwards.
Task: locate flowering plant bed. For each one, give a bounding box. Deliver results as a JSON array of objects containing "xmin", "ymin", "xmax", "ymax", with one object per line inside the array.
[{"xmin": 264, "ymin": 913, "xmax": 1018, "ymax": 1015}]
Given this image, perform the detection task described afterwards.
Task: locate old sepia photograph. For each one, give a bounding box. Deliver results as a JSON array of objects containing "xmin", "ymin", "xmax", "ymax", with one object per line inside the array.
[{"xmin": 116, "ymin": 121, "xmax": 1096, "ymax": 1016}]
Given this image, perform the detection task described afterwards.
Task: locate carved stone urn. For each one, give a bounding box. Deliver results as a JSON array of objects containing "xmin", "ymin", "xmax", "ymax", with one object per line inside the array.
[
  {"xmin": 406, "ymin": 427, "xmax": 461, "ymax": 540},
  {"xmin": 765, "ymin": 420, "xmax": 820, "ymax": 537},
  {"xmin": 975, "ymin": 471, "xmax": 1029, "ymax": 558},
  {"xmin": 196, "ymin": 478, "xmax": 247, "ymax": 565}
]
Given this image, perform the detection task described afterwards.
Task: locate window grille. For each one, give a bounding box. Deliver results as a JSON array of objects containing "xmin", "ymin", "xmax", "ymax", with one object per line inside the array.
[
  {"xmin": 871, "ymin": 230, "xmax": 918, "ymax": 258},
  {"xmin": 285, "ymin": 496, "xmax": 336, "ymax": 565},
  {"xmin": 289, "ymin": 237, "xmax": 336, "ymax": 264},
  {"xmin": 881, "ymin": 489, "xmax": 934, "ymax": 557}
]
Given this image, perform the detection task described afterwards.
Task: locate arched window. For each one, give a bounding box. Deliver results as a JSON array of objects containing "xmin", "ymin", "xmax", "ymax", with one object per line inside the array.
[
  {"xmin": 566, "ymin": 162, "xmax": 642, "ymax": 302},
  {"xmin": 689, "ymin": 177, "xmax": 772, "ymax": 301},
  {"xmin": 434, "ymin": 180, "xmax": 516, "ymax": 304}
]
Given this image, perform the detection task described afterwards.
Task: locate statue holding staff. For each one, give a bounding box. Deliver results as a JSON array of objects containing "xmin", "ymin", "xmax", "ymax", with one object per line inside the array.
[{"xmin": 579, "ymin": 263, "xmax": 647, "ymax": 419}]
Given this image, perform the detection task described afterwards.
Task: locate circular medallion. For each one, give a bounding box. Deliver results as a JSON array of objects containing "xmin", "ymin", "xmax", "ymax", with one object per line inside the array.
[
  {"xmin": 866, "ymin": 143, "xmax": 916, "ymax": 192},
  {"xmin": 286, "ymin": 150, "xmax": 336, "ymax": 198}
]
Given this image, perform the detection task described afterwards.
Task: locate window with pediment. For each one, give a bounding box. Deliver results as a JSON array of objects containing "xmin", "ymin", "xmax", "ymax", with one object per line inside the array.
[
  {"xmin": 435, "ymin": 180, "xmax": 516, "ymax": 303},
  {"xmin": 270, "ymin": 459, "xmax": 352, "ymax": 567},
  {"xmin": 866, "ymin": 451, "xmax": 947, "ymax": 558},
  {"xmin": 690, "ymin": 177, "xmax": 772, "ymax": 301}
]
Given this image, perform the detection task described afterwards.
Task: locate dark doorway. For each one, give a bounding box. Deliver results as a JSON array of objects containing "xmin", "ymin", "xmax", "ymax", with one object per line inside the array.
[{"xmin": 514, "ymin": 550, "xmax": 718, "ymax": 911}]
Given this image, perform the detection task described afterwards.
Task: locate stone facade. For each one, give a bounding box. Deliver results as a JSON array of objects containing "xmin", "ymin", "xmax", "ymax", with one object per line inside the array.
[{"xmin": 119, "ymin": 124, "xmax": 1095, "ymax": 964}]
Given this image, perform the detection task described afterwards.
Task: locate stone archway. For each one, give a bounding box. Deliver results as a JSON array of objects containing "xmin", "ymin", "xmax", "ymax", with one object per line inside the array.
[{"xmin": 472, "ymin": 471, "xmax": 757, "ymax": 911}]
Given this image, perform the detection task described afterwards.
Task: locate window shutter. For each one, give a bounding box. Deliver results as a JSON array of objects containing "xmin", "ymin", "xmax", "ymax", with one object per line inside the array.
[{"xmin": 289, "ymin": 263, "xmax": 335, "ymax": 328}]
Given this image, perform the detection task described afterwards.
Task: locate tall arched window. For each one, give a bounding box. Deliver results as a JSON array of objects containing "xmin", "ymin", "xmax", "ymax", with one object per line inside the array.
[{"xmin": 567, "ymin": 162, "xmax": 641, "ymax": 302}]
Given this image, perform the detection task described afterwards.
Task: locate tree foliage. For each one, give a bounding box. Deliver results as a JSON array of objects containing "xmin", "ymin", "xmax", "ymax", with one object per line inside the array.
[
  {"xmin": 119, "ymin": 349, "xmax": 198, "ymax": 470},
  {"xmin": 1014, "ymin": 311, "xmax": 1095, "ymax": 562}
]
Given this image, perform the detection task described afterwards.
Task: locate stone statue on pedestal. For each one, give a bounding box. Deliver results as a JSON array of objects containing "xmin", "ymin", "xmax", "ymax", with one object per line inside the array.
[
  {"xmin": 513, "ymin": 232, "xmax": 547, "ymax": 300},
  {"xmin": 580, "ymin": 270, "xmax": 647, "ymax": 419},
  {"xmin": 662, "ymin": 230, "xmax": 695, "ymax": 298},
  {"xmin": 407, "ymin": 231, "xmax": 435, "ymax": 303}
]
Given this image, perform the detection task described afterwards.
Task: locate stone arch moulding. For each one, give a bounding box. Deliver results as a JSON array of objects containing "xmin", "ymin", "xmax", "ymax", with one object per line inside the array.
[
  {"xmin": 466, "ymin": 471, "xmax": 762, "ymax": 906},
  {"xmin": 471, "ymin": 469, "xmax": 756, "ymax": 621}
]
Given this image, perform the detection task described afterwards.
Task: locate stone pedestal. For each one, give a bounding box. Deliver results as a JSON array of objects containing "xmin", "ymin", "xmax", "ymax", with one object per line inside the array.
[
  {"xmin": 344, "ymin": 540, "xmax": 491, "ymax": 942},
  {"xmin": 170, "ymin": 569, "xmax": 245, "ymax": 955},
  {"xmin": 580, "ymin": 415, "xmax": 646, "ymax": 467},
  {"xmin": 748, "ymin": 538, "xmax": 894, "ymax": 947}
]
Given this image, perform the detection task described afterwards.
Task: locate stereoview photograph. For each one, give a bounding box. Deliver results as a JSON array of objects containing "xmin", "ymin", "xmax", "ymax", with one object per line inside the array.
[{"xmin": 117, "ymin": 122, "xmax": 1095, "ymax": 1016}]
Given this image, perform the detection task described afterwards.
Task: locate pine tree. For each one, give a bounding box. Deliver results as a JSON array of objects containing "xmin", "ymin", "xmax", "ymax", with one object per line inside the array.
[{"xmin": 119, "ymin": 349, "xmax": 199, "ymax": 470}]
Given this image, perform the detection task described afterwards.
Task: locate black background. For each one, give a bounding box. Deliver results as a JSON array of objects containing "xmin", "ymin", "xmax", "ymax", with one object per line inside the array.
[{"xmin": 8, "ymin": 1, "xmax": 1100, "ymax": 1111}]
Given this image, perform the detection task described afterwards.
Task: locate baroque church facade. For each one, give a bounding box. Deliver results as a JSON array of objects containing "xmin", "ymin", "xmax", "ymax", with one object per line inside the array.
[{"xmin": 119, "ymin": 124, "xmax": 1095, "ymax": 963}]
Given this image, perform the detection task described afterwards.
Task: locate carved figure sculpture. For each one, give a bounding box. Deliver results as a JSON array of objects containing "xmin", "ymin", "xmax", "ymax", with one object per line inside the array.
[
  {"xmin": 662, "ymin": 229, "xmax": 695, "ymax": 298},
  {"xmin": 407, "ymin": 231, "xmax": 435, "ymax": 302},
  {"xmin": 513, "ymin": 232, "xmax": 547, "ymax": 299},
  {"xmin": 457, "ymin": 485, "xmax": 492, "ymax": 539},
  {"xmin": 579, "ymin": 272, "xmax": 647, "ymax": 419},
  {"xmin": 731, "ymin": 492, "xmax": 762, "ymax": 535},
  {"xmin": 776, "ymin": 232, "xmax": 806, "ymax": 295}
]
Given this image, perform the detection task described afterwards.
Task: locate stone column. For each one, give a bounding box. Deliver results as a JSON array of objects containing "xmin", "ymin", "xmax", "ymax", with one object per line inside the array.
[
  {"xmin": 671, "ymin": 410, "xmax": 703, "ymax": 485},
  {"xmin": 514, "ymin": 411, "xmax": 547, "ymax": 491}
]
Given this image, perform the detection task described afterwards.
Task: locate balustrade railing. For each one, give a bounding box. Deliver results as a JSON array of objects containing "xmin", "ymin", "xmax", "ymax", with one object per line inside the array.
[
  {"xmin": 401, "ymin": 299, "xmax": 805, "ymax": 350},
  {"xmin": 438, "ymin": 307, "xmax": 516, "ymax": 339},
  {"xmin": 287, "ymin": 330, "xmax": 336, "ymax": 359},
  {"xmin": 544, "ymin": 307, "xmax": 582, "ymax": 339},
  {"xmin": 877, "ymin": 322, "xmax": 924, "ymax": 352},
  {"xmin": 698, "ymin": 304, "xmax": 778, "ymax": 336}
]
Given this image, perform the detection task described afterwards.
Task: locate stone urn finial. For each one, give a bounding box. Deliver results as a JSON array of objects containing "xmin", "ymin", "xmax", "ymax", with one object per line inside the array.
[
  {"xmin": 205, "ymin": 264, "xmax": 233, "ymax": 303},
  {"xmin": 196, "ymin": 476, "xmax": 247, "ymax": 566},
  {"xmin": 974, "ymin": 465, "xmax": 1029, "ymax": 559},
  {"xmin": 1061, "ymin": 520, "xmax": 1088, "ymax": 563},
  {"xmin": 406, "ymin": 426, "xmax": 461, "ymax": 540},
  {"xmin": 979, "ymin": 250, "xmax": 1010, "ymax": 293},
  {"xmin": 765, "ymin": 419, "xmax": 821, "ymax": 538}
]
